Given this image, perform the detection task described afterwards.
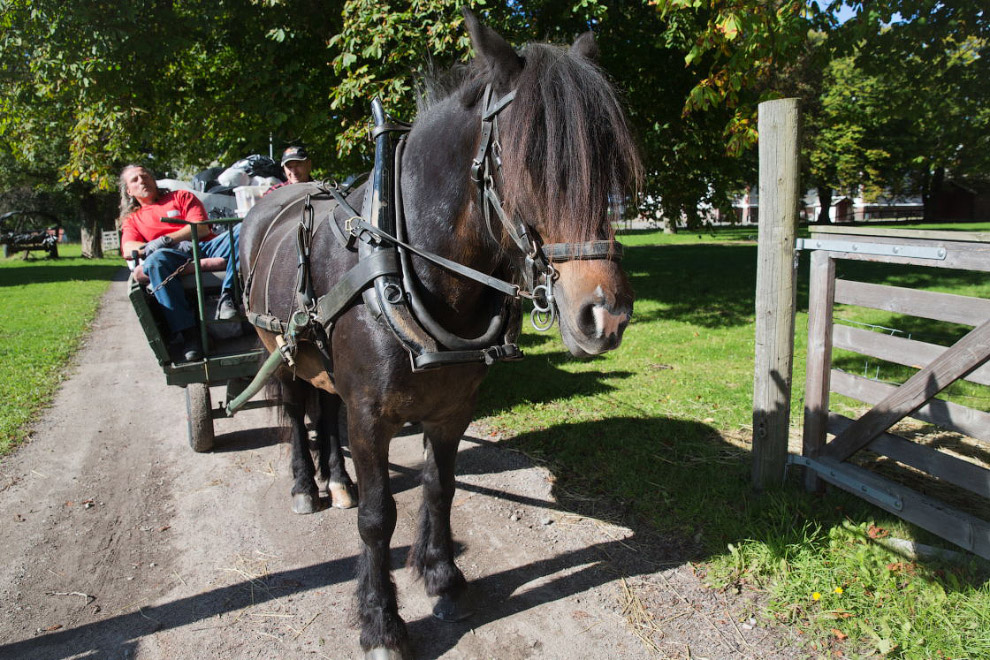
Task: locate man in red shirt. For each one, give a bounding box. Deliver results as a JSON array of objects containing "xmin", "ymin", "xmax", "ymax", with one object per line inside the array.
[{"xmin": 120, "ymin": 164, "xmax": 240, "ymax": 361}]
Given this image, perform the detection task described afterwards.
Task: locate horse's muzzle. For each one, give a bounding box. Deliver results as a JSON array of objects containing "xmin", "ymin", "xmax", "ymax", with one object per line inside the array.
[{"xmin": 558, "ymin": 285, "xmax": 631, "ymax": 357}]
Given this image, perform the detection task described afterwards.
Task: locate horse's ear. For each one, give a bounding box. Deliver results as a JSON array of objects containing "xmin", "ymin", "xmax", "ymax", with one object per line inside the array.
[
  {"xmin": 570, "ymin": 31, "xmax": 599, "ymax": 61},
  {"xmin": 463, "ymin": 7, "xmax": 522, "ymax": 88}
]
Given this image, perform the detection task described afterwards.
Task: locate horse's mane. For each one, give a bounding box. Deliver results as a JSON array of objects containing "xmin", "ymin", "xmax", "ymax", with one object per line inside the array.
[{"xmin": 420, "ymin": 41, "xmax": 642, "ymax": 245}]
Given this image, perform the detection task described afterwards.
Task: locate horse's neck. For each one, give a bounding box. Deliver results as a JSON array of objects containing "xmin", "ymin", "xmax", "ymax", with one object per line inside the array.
[
  {"xmin": 393, "ymin": 96, "xmax": 509, "ymax": 333},
  {"xmin": 402, "ymin": 98, "xmax": 500, "ymax": 277}
]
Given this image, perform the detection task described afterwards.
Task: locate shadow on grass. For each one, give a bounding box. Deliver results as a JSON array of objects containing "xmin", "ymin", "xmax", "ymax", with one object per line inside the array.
[
  {"xmin": 476, "ymin": 350, "xmax": 634, "ymax": 415},
  {"xmin": 624, "ymin": 243, "xmax": 760, "ymax": 328},
  {"xmin": 496, "ymin": 416, "xmax": 989, "ymax": 586},
  {"xmin": 0, "ymin": 257, "xmax": 123, "ymax": 286},
  {"xmin": 622, "ymin": 242, "xmax": 988, "ymax": 332}
]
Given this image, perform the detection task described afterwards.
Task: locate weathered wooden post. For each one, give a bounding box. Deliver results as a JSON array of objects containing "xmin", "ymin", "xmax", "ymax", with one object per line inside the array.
[{"xmin": 752, "ymin": 98, "xmax": 801, "ymax": 490}]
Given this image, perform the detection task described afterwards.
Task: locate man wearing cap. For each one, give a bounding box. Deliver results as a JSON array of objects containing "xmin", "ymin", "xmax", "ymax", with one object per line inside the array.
[{"xmin": 266, "ymin": 146, "xmax": 313, "ymax": 195}]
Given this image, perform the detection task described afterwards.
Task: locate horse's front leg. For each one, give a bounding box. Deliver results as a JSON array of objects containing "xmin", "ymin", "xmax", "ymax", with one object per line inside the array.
[
  {"xmin": 351, "ymin": 418, "xmax": 410, "ymax": 660},
  {"xmin": 315, "ymin": 390, "xmax": 356, "ymax": 509},
  {"xmin": 409, "ymin": 419, "xmax": 473, "ymax": 622},
  {"xmin": 282, "ymin": 379, "xmax": 322, "ymax": 515}
]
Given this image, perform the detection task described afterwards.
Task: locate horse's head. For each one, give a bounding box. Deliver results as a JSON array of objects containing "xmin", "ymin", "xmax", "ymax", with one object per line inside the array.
[{"xmin": 463, "ymin": 10, "xmax": 642, "ymax": 357}]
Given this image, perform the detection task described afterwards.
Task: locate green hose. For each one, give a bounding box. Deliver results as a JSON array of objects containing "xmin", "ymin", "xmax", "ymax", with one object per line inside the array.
[
  {"xmin": 224, "ymin": 347, "xmax": 284, "ymax": 416},
  {"xmin": 225, "ymin": 312, "xmax": 312, "ymax": 416}
]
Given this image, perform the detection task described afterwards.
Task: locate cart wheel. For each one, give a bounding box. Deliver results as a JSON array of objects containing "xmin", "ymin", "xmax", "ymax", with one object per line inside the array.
[{"xmin": 186, "ymin": 383, "xmax": 215, "ymax": 452}]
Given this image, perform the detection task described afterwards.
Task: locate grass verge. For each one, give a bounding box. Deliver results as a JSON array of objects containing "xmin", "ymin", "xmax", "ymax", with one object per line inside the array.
[
  {"xmin": 478, "ymin": 222, "xmax": 990, "ymax": 658},
  {"xmin": 4, "ymin": 224, "xmax": 989, "ymax": 656},
  {"xmin": 0, "ymin": 244, "xmax": 121, "ymax": 456}
]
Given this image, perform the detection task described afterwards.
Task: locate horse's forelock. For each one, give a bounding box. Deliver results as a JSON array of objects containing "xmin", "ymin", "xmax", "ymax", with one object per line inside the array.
[{"xmin": 499, "ymin": 44, "xmax": 642, "ymax": 243}]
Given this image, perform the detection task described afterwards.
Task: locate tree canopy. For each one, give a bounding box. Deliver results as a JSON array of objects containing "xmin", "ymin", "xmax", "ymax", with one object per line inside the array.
[
  {"xmin": 0, "ymin": 0, "xmax": 347, "ymax": 191},
  {"xmin": 1, "ymin": 0, "xmax": 988, "ymax": 242}
]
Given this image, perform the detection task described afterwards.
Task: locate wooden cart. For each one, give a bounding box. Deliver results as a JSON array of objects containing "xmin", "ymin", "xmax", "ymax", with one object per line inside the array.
[{"xmin": 127, "ymin": 218, "xmax": 271, "ymax": 452}]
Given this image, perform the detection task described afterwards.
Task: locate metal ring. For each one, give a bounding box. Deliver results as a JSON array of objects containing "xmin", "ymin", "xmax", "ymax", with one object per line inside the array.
[
  {"xmin": 382, "ymin": 283, "xmax": 404, "ymax": 305},
  {"xmin": 531, "ymin": 283, "xmax": 553, "ymax": 313},
  {"xmin": 530, "ymin": 306, "xmax": 555, "ymax": 332}
]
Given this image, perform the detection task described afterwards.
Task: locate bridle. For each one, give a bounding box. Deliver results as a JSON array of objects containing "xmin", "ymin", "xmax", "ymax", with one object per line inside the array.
[{"xmin": 470, "ymin": 83, "xmax": 624, "ymax": 330}]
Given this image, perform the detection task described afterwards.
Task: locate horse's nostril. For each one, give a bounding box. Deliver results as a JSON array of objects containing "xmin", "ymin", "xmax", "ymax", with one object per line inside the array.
[
  {"xmin": 577, "ymin": 302, "xmax": 597, "ymax": 337},
  {"xmin": 577, "ymin": 298, "xmax": 630, "ymax": 341}
]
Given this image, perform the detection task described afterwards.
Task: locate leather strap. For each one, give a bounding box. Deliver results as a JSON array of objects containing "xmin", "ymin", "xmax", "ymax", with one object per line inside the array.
[
  {"xmin": 412, "ymin": 343, "xmax": 523, "ymax": 370},
  {"xmin": 246, "ymin": 310, "xmax": 287, "ymax": 334},
  {"xmin": 544, "ymin": 240, "xmax": 623, "ymax": 262},
  {"xmin": 350, "ymin": 218, "xmax": 520, "ymax": 298},
  {"xmin": 246, "ymin": 249, "xmax": 399, "ymax": 335},
  {"xmin": 370, "ymin": 121, "xmax": 412, "ymax": 141},
  {"xmin": 313, "ymin": 249, "xmax": 400, "ymax": 332}
]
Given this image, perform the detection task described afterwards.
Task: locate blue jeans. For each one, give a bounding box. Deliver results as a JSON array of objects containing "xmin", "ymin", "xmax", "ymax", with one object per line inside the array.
[{"xmin": 143, "ymin": 225, "xmax": 241, "ymax": 334}]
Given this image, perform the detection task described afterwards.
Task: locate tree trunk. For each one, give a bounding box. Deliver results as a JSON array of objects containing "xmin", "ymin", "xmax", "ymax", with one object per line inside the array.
[
  {"xmin": 78, "ymin": 191, "xmax": 113, "ymax": 258},
  {"xmin": 922, "ymin": 165, "xmax": 945, "ymax": 222},
  {"xmin": 816, "ymin": 185, "xmax": 833, "ymax": 224}
]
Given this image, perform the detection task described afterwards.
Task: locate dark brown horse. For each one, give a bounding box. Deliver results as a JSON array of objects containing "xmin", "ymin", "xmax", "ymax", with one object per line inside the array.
[{"xmin": 238, "ymin": 10, "xmax": 641, "ymax": 659}]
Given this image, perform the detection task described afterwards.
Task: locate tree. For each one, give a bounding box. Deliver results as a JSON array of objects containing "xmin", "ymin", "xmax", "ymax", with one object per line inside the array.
[
  {"xmin": 657, "ymin": 0, "xmax": 990, "ymax": 222},
  {"xmin": 652, "ymin": 0, "xmax": 815, "ymax": 157},
  {"xmin": 774, "ymin": 40, "xmax": 895, "ymax": 223},
  {"xmin": 834, "ymin": 1, "xmax": 990, "ymax": 219},
  {"xmin": 4, "ymin": 0, "xmax": 986, "ymax": 245},
  {"xmin": 0, "ymin": 0, "xmax": 347, "ymax": 255},
  {"xmin": 327, "ymin": 1, "xmax": 758, "ymax": 228}
]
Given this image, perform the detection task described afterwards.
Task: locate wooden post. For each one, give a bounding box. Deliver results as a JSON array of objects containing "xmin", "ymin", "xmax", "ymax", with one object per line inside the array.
[
  {"xmin": 752, "ymin": 98, "xmax": 800, "ymax": 490},
  {"xmin": 802, "ymin": 250, "xmax": 836, "ymax": 491}
]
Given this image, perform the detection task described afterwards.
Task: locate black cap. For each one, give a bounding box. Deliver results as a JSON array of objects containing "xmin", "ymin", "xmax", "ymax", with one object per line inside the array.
[{"xmin": 280, "ymin": 146, "xmax": 310, "ymax": 166}]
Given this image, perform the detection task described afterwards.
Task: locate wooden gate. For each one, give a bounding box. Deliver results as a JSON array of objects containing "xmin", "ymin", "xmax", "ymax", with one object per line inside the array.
[{"xmin": 800, "ymin": 225, "xmax": 990, "ymax": 559}]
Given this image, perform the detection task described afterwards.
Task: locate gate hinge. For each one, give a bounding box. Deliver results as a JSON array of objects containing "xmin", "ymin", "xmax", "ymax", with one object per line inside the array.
[
  {"xmin": 796, "ymin": 238, "xmax": 946, "ymax": 261},
  {"xmin": 788, "ymin": 454, "xmax": 904, "ymax": 511}
]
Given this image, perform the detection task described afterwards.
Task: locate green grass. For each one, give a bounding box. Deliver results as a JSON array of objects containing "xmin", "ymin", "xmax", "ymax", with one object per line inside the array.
[
  {"xmin": 0, "ymin": 244, "xmax": 121, "ymax": 455},
  {"xmin": 478, "ymin": 222, "xmax": 990, "ymax": 658}
]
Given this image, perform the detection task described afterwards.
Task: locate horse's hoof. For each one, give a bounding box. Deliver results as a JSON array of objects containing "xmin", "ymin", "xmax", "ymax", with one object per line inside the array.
[
  {"xmin": 291, "ymin": 492, "xmax": 321, "ymax": 515},
  {"xmin": 329, "ymin": 481, "xmax": 356, "ymax": 509},
  {"xmin": 365, "ymin": 647, "xmax": 406, "ymax": 660},
  {"xmin": 432, "ymin": 591, "xmax": 474, "ymax": 622}
]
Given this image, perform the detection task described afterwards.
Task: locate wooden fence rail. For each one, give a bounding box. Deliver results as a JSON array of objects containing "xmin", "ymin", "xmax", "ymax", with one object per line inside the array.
[{"xmin": 750, "ymin": 100, "xmax": 990, "ymax": 558}]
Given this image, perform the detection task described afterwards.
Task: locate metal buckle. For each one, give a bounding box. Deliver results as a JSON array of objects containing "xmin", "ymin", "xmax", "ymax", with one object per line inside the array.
[{"xmin": 530, "ymin": 269, "xmax": 557, "ymax": 332}]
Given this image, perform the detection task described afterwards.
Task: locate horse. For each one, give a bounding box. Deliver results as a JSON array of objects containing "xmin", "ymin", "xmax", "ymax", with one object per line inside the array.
[{"xmin": 238, "ymin": 9, "xmax": 641, "ymax": 659}]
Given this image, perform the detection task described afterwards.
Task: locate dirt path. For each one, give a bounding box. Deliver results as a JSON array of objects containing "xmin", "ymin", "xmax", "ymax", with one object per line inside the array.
[{"xmin": 0, "ymin": 274, "xmax": 798, "ymax": 660}]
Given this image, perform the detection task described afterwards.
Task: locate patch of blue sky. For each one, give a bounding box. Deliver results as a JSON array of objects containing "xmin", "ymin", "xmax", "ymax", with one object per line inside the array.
[{"xmin": 813, "ymin": 1, "xmax": 858, "ymax": 24}]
